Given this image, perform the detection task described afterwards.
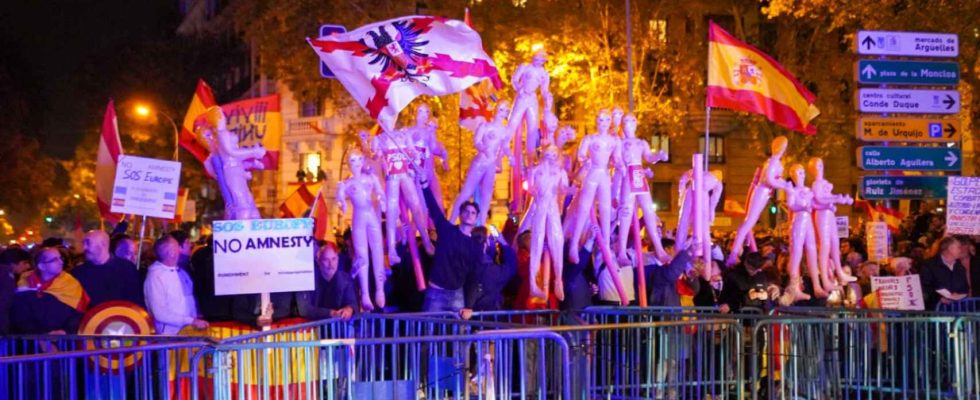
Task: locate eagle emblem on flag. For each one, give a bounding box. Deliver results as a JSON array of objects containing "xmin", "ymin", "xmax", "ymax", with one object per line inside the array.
[
  {"xmin": 308, "ymin": 16, "xmax": 502, "ymax": 132},
  {"xmin": 733, "ymin": 58, "xmax": 763, "ymax": 86}
]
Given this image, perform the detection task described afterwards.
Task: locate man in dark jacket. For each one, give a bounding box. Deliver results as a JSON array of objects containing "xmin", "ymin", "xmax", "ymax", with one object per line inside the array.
[
  {"xmin": 721, "ymin": 252, "xmax": 779, "ymax": 312},
  {"xmin": 419, "ymin": 177, "xmax": 482, "ymax": 315},
  {"xmin": 70, "ymin": 230, "xmax": 144, "ymax": 308},
  {"xmin": 920, "ymin": 236, "xmax": 969, "ymax": 310},
  {"xmin": 298, "ymin": 243, "xmax": 357, "ymax": 320},
  {"xmin": 465, "ymin": 226, "xmax": 517, "ymax": 313}
]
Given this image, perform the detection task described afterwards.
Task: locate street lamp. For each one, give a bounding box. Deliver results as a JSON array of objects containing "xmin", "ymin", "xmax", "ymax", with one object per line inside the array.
[{"xmin": 133, "ymin": 102, "xmax": 180, "ymax": 161}]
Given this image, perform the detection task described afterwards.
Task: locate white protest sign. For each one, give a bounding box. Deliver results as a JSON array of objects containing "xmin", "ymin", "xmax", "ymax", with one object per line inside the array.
[
  {"xmin": 836, "ymin": 216, "xmax": 850, "ymax": 238},
  {"xmin": 866, "ymin": 222, "xmax": 889, "ymax": 263},
  {"xmin": 946, "ymin": 176, "xmax": 980, "ymax": 235},
  {"xmin": 110, "ymin": 155, "xmax": 182, "ymax": 219},
  {"xmin": 212, "ymin": 218, "xmax": 316, "ymax": 295},
  {"xmin": 871, "ymin": 275, "xmax": 925, "ymax": 310}
]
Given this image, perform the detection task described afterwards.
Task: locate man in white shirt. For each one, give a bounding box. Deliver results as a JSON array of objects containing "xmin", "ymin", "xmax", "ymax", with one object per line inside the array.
[{"xmin": 144, "ymin": 236, "xmax": 208, "ymax": 334}]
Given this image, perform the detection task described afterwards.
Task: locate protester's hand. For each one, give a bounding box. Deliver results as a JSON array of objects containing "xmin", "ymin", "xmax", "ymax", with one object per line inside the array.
[
  {"xmin": 459, "ymin": 308, "xmax": 474, "ymax": 320},
  {"xmin": 767, "ymin": 285, "xmax": 782, "ymax": 300},
  {"xmin": 331, "ymin": 306, "xmax": 354, "ymax": 321},
  {"xmin": 191, "ymin": 319, "xmax": 209, "ymax": 330},
  {"xmin": 718, "ymin": 304, "xmax": 730, "ymax": 314}
]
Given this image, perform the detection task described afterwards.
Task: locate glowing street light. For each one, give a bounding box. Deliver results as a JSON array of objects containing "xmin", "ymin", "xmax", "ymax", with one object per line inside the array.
[
  {"xmin": 0, "ymin": 209, "xmax": 5, "ymax": 216},
  {"xmin": 133, "ymin": 102, "xmax": 180, "ymax": 161}
]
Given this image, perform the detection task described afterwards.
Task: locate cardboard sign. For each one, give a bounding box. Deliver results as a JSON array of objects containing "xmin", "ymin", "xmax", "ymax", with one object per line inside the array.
[
  {"xmin": 212, "ymin": 218, "xmax": 316, "ymax": 295},
  {"xmin": 866, "ymin": 222, "xmax": 889, "ymax": 263},
  {"xmin": 110, "ymin": 155, "xmax": 182, "ymax": 219},
  {"xmin": 836, "ymin": 216, "xmax": 850, "ymax": 238},
  {"xmin": 947, "ymin": 176, "xmax": 980, "ymax": 235},
  {"xmin": 871, "ymin": 275, "xmax": 925, "ymax": 310}
]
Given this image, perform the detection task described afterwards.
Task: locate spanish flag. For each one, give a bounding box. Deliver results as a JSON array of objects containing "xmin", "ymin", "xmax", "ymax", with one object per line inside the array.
[
  {"xmin": 310, "ymin": 189, "xmax": 331, "ymax": 242},
  {"xmin": 179, "ymin": 79, "xmax": 218, "ymax": 163},
  {"xmin": 96, "ymin": 100, "xmax": 124, "ymax": 222},
  {"xmin": 279, "ymin": 182, "xmax": 322, "ymax": 218},
  {"xmin": 854, "ymin": 199, "xmax": 904, "ymax": 233},
  {"xmin": 706, "ymin": 21, "xmax": 820, "ymax": 135}
]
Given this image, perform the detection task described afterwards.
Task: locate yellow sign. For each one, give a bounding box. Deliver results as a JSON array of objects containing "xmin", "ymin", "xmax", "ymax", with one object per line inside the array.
[{"xmin": 858, "ymin": 118, "xmax": 961, "ymax": 142}]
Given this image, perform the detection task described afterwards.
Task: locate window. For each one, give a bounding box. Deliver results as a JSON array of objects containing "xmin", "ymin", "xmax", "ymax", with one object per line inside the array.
[
  {"xmin": 302, "ymin": 152, "xmax": 322, "ymax": 180},
  {"xmin": 698, "ymin": 136, "xmax": 725, "ymax": 164},
  {"xmin": 649, "ymin": 134, "xmax": 671, "ymax": 163},
  {"xmin": 651, "ymin": 182, "xmax": 672, "ymax": 212},
  {"xmin": 300, "ymin": 99, "xmax": 321, "ymax": 117},
  {"xmin": 649, "ymin": 19, "xmax": 667, "ymax": 45}
]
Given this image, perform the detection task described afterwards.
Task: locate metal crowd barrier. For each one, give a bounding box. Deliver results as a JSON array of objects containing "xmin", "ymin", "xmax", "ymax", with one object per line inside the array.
[
  {"xmin": 0, "ymin": 340, "xmax": 212, "ymax": 400},
  {"xmin": 209, "ymin": 330, "xmax": 571, "ymax": 400},
  {"xmin": 938, "ymin": 297, "xmax": 980, "ymax": 313},
  {"xmin": 954, "ymin": 315, "xmax": 980, "ymax": 399},
  {"xmin": 752, "ymin": 316, "xmax": 961, "ymax": 400}
]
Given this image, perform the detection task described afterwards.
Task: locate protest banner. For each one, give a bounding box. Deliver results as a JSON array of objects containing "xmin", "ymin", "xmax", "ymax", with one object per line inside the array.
[
  {"xmin": 866, "ymin": 222, "xmax": 889, "ymax": 263},
  {"xmin": 212, "ymin": 218, "xmax": 316, "ymax": 295},
  {"xmin": 946, "ymin": 176, "xmax": 980, "ymax": 235},
  {"xmin": 871, "ymin": 275, "xmax": 925, "ymax": 310},
  {"xmin": 110, "ymin": 155, "xmax": 182, "ymax": 219}
]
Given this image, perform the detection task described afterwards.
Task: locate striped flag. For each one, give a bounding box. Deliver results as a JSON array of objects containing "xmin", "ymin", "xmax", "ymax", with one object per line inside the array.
[
  {"xmin": 307, "ymin": 15, "xmax": 502, "ymax": 132},
  {"xmin": 706, "ymin": 21, "xmax": 820, "ymax": 135},
  {"xmin": 310, "ymin": 189, "xmax": 331, "ymax": 242},
  {"xmin": 723, "ymin": 199, "xmax": 747, "ymax": 218},
  {"xmin": 458, "ymin": 8, "xmax": 499, "ymax": 132},
  {"xmin": 854, "ymin": 199, "xmax": 904, "ymax": 232},
  {"xmin": 279, "ymin": 182, "xmax": 322, "ymax": 218},
  {"xmin": 96, "ymin": 100, "xmax": 124, "ymax": 221},
  {"xmin": 179, "ymin": 79, "xmax": 218, "ymax": 164}
]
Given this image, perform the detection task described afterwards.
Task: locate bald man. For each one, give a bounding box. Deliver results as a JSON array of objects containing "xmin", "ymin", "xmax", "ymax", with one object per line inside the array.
[
  {"xmin": 70, "ymin": 230, "xmax": 144, "ymax": 308},
  {"xmin": 144, "ymin": 236, "xmax": 207, "ymax": 334}
]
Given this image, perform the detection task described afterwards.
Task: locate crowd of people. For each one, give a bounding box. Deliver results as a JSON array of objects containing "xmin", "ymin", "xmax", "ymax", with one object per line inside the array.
[{"xmin": 0, "ymin": 197, "xmax": 976, "ymax": 336}]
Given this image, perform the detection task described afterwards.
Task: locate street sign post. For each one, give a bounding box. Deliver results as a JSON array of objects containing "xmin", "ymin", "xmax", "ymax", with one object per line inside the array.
[
  {"xmin": 856, "ymin": 30, "xmax": 958, "ymax": 57},
  {"xmin": 857, "ymin": 88, "xmax": 959, "ymax": 114},
  {"xmin": 858, "ymin": 146, "xmax": 961, "ymax": 171},
  {"xmin": 856, "ymin": 60, "xmax": 959, "ymax": 86},
  {"xmin": 860, "ymin": 176, "xmax": 948, "ymax": 199},
  {"xmin": 318, "ymin": 24, "xmax": 347, "ymax": 78},
  {"xmin": 857, "ymin": 118, "xmax": 961, "ymax": 142}
]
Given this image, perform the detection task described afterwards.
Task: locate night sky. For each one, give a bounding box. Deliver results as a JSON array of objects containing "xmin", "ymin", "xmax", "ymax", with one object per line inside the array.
[{"xmin": 0, "ymin": 0, "xmax": 178, "ymax": 158}]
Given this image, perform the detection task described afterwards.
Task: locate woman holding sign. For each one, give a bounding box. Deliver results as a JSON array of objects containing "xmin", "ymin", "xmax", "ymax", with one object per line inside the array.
[{"xmin": 337, "ymin": 150, "xmax": 388, "ymax": 311}]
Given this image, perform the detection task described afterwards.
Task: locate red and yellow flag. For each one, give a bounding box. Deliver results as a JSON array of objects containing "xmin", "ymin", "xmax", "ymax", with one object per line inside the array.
[
  {"xmin": 96, "ymin": 100, "xmax": 124, "ymax": 222},
  {"xmin": 179, "ymin": 80, "xmax": 218, "ymax": 163},
  {"xmin": 310, "ymin": 189, "xmax": 331, "ymax": 242},
  {"xmin": 706, "ymin": 21, "xmax": 820, "ymax": 135},
  {"xmin": 854, "ymin": 199, "xmax": 904, "ymax": 232},
  {"xmin": 180, "ymin": 80, "xmax": 283, "ymax": 171},
  {"xmin": 279, "ymin": 182, "xmax": 322, "ymax": 218}
]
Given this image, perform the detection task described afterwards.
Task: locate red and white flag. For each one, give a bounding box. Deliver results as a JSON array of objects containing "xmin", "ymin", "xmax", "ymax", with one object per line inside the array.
[
  {"xmin": 458, "ymin": 9, "xmax": 499, "ymax": 132},
  {"xmin": 96, "ymin": 100, "xmax": 124, "ymax": 222},
  {"xmin": 307, "ymin": 16, "xmax": 502, "ymax": 132}
]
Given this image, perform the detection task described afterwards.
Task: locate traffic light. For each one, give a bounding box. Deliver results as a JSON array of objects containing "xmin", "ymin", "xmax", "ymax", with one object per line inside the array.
[
  {"xmin": 44, "ymin": 216, "xmax": 53, "ymax": 224},
  {"xmin": 769, "ymin": 205, "xmax": 777, "ymax": 215}
]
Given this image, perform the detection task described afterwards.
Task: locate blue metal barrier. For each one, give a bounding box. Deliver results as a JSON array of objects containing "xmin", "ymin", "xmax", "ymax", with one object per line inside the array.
[
  {"xmin": 752, "ymin": 316, "xmax": 960, "ymax": 399},
  {"xmin": 938, "ymin": 297, "xmax": 980, "ymax": 313},
  {"xmin": 0, "ymin": 340, "xmax": 212, "ymax": 400},
  {"xmin": 209, "ymin": 331, "xmax": 571, "ymax": 399}
]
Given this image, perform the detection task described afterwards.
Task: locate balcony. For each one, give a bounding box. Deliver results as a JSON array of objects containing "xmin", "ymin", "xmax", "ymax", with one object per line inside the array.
[{"xmin": 287, "ymin": 117, "xmax": 330, "ymax": 136}]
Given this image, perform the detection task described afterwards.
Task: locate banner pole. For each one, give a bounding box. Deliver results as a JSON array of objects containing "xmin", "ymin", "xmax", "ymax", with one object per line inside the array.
[{"xmin": 135, "ymin": 215, "xmax": 147, "ymax": 270}]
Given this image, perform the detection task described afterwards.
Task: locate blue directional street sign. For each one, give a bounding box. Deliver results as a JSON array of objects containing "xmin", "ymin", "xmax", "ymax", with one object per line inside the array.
[
  {"xmin": 318, "ymin": 24, "xmax": 347, "ymax": 79},
  {"xmin": 860, "ymin": 176, "xmax": 948, "ymax": 199},
  {"xmin": 856, "ymin": 60, "xmax": 959, "ymax": 86},
  {"xmin": 858, "ymin": 146, "xmax": 961, "ymax": 171}
]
